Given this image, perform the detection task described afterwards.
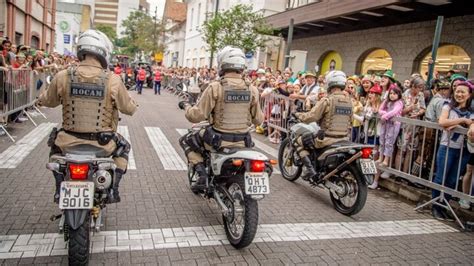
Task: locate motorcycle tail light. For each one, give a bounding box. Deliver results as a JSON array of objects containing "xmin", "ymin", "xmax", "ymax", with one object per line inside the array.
[
  {"xmin": 361, "ymin": 148, "xmax": 372, "ymax": 159},
  {"xmin": 232, "ymin": 159, "xmax": 244, "ymax": 167},
  {"xmin": 69, "ymin": 163, "xmax": 89, "ymax": 180},
  {"xmin": 250, "ymin": 160, "xmax": 266, "ymax": 172}
]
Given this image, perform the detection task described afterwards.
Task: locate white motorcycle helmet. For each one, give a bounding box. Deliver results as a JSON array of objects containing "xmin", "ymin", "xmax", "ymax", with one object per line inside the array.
[
  {"xmin": 76, "ymin": 29, "xmax": 113, "ymax": 68},
  {"xmin": 325, "ymin": 70, "xmax": 347, "ymax": 92},
  {"xmin": 217, "ymin": 46, "xmax": 246, "ymax": 76}
]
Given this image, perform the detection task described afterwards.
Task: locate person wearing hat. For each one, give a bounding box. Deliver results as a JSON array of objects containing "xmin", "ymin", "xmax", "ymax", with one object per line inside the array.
[
  {"xmin": 289, "ymin": 71, "xmax": 319, "ymax": 111},
  {"xmin": 425, "ymin": 79, "xmax": 451, "ymax": 123},
  {"xmin": 359, "ymin": 75, "xmax": 373, "ymax": 103},
  {"xmin": 12, "ymin": 52, "xmax": 27, "ymax": 69},
  {"xmin": 450, "ymin": 73, "xmax": 467, "ymax": 90},
  {"xmin": 380, "ymin": 70, "xmax": 396, "ymax": 100}
]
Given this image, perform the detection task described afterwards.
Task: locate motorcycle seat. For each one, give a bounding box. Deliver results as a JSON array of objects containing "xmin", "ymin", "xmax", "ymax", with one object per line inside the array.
[
  {"xmin": 315, "ymin": 140, "xmax": 354, "ymax": 155},
  {"xmin": 214, "ymin": 147, "xmax": 252, "ymax": 155},
  {"xmin": 62, "ymin": 144, "xmax": 110, "ymax": 157}
]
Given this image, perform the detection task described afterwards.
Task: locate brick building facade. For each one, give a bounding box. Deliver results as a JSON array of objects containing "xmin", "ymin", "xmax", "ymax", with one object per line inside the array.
[
  {"xmin": 0, "ymin": 0, "xmax": 56, "ymax": 52},
  {"xmin": 290, "ymin": 15, "xmax": 474, "ymax": 80}
]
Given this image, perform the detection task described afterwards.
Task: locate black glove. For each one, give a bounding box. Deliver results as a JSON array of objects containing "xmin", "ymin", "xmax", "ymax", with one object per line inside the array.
[{"xmin": 178, "ymin": 101, "xmax": 188, "ymax": 110}]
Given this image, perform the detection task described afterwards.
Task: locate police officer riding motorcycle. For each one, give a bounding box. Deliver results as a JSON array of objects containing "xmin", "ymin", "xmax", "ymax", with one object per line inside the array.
[
  {"xmin": 178, "ymin": 46, "xmax": 273, "ymax": 249},
  {"xmin": 293, "ymin": 70, "xmax": 353, "ymax": 180},
  {"xmin": 38, "ymin": 29, "xmax": 138, "ymax": 204},
  {"xmin": 39, "ymin": 29, "xmax": 138, "ymax": 265},
  {"xmin": 279, "ymin": 71, "xmax": 374, "ymax": 215},
  {"xmin": 178, "ymin": 46, "xmax": 264, "ymax": 193}
]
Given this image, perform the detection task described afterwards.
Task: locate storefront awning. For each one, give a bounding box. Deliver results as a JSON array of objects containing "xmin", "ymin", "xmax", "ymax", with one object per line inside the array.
[{"xmin": 266, "ymin": 0, "xmax": 474, "ymax": 39}]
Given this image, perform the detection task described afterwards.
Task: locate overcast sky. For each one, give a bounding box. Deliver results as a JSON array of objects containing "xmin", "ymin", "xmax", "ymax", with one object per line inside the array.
[{"xmin": 148, "ymin": 0, "xmax": 166, "ymax": 18}]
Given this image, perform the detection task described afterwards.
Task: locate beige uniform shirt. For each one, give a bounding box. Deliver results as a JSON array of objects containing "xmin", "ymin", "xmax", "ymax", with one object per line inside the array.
[
  {"xmin": 185, "ymin": 73, "xmax": 264, "ymax": 133},
  {"xmin": 38, "ymin": 57, "xmax": 138, "ymax": 129}
]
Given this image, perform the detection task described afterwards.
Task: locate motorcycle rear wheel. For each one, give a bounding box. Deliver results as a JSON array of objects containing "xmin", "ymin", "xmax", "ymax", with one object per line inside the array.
[
  {"xmin": 223, "ymin": 177, "xmax": 258, "ymax": 249},
  {"xmin": 329, "ymin": 163, "xmax": 367, "ymax": 216},
  {"xmin": 278, "ymin": 138, "xmax": 302, "ymax": 181},
  {"xmin": 68, "ymin": 213, "xmax": 91, "ymax": 266}
]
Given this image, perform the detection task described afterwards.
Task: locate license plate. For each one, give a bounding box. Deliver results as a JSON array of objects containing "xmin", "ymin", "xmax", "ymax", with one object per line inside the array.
[
  {"xmin": 59, "ymin": 182, "xmax": 94, "ymax": 209},
  {"xmin": 244, "ymin": 172, "xmax": 270, "ymax": 195},
  {"xmin": 360, "ymin": 159, "xmax": 377, "ymax": 175}
]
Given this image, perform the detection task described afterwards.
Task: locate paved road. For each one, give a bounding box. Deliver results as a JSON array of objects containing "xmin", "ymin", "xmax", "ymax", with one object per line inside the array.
[{"xmin": 0, "ymin": 87, "xmax": 472, "ymax": 265}]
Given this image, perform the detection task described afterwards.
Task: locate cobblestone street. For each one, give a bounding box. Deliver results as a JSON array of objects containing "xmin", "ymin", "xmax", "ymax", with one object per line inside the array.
[{"xmin": 0, "ymin": 88, "xmax": 473, "ymax": 265}]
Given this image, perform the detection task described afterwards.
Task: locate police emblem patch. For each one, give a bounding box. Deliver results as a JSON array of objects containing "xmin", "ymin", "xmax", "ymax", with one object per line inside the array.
[
  {"xmin": 335, "ymin": 106, "xmax": 352, "ymax": 115},
  {"xmin": 224, "ymin": 91, "xmax": 251, "ymax": 103},
  {"xmin": 71, "ymin": 83, "xmax": 105, "ymax": 99}
]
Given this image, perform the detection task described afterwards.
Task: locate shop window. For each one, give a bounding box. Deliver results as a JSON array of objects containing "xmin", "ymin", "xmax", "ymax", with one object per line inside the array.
[
  {"xmin": 319, "ymin": 51, "xmax": 342, "ymax": 75},
  {"xmin": 31, "ymin": 36, "xmax": 40, "ymax": 49},
  {"xmin": 360, "ymin": 49, "xmax": 392, "ymax": 75},
  {"xmin": 15, "ymin": 32, "xmax": 23, "ymax": 46},
  {"xmin": 419, "ymin": 44, "xmax": 471, "ymax": 79}
]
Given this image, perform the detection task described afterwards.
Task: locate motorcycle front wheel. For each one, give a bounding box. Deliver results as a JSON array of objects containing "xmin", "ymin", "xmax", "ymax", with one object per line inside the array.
[
  {"xmin": 329, "ymin": 163, "xmax": 368, "ymax": 216},
  {"xmin": 222, "ymin": 177, "xmax": 258, "ymax": 249},
  {"xmin": 68, "ymin": 213, "xmax": 91, "ymax": 266},
  {"xmin": 187, "ymin": 164, "xmax": 199, "ymax": 194},
  {"xmin": 278, "ymin": 138, "xmax": 302, "ymax": 181}
]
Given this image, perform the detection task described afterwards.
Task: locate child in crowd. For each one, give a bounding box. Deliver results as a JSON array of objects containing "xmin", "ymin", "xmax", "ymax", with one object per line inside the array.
[{"xmin": 377, "ymin": 84, "xmax": 404, "ymax": 167}]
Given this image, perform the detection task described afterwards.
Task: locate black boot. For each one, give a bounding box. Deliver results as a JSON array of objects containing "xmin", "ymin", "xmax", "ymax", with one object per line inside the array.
[
  {"xmin": 108, "ymin": 169, "xmax": 124, "ymax": 203},
  {"xmin": 301, "ymin": 156, "xmax": 316, "ymax": 181},
  {"xmin": 53, "ymin": 172, "xmax": 64, "ymax": 204},
  {"xmin": 191, "ymin": 163, "xmax": 208, "ymax": 193}
]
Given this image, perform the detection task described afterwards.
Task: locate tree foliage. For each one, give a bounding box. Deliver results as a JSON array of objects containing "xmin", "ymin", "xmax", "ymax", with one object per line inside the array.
[
  {"xmin": 119, "ymin": 11, "xmax": 165, "ymax": 56},
  {"xmin": 201, "ymin": 4, "xmax": 274, "ymax": 55},
  {"xmin": 95, "ymin": 24, "xmax": 117, "ymax": 43}
]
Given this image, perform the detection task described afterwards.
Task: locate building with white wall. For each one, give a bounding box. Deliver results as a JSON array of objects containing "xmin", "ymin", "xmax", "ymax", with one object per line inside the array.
[
  {"xmin": 163, "ymin": 0, "xmax": 187, "ymax": 67},
  {"xmin": 0, "ymin": 0, "xmax": 56, "ymax": 52},
  {"xmin": 55, "ymin": 1, "xmax": 94, "ymax": 54},
  {"xmin": 182, "ymin": 0, "xmax": 286, "ymax": 69},
  {"xmin": 94, "ymin": 0, "xmax": 149, "ymax": 37}
]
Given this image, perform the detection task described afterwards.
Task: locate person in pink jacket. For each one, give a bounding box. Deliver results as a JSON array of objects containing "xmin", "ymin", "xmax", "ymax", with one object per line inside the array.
[{"xmin": 377, "ymin": 84, "xmax": 404, "ymax": 167}]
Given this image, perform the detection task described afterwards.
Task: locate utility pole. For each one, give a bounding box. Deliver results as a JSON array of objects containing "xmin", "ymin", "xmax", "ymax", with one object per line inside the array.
[
  {"xmin": 209, "ymin": 0, "xmax": 219, "ymax": 68},
  {"xmin": 153, "ymin": 5, "xmax": 158, "ymax": 54}
]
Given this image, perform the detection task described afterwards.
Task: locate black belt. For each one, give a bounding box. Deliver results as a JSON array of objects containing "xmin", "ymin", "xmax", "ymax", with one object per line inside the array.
[
  {"xmin": 64, "ymin": 130, "xmax": 101, "ymax": 141},
  {"xmin": 212, "ymin": 128, "xmax": 250, "ymax": 142}
]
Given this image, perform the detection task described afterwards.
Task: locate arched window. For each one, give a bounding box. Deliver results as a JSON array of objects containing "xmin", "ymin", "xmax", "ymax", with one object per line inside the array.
[
  {"xmin": 360, "ymin": 49, "xmax": 392, "ymax": 75},
  {"xmin": 31, "ymin": 36, "xmax": 40, "ymax": 49},
  {"xmin": 418, "ymin": 44, "xmax": 471, "ymax": 79},
  {"xmin": 319, "ymin": 51, "xmax": 342, "ymax": 75}
]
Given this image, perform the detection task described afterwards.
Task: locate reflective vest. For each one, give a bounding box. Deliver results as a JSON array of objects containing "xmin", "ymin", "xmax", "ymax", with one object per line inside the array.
[
  {"xmin": 320, "ymin": 92, "xmax": 353, "ymax": 137},
  {"xmin": 154, "ymin": 71, "xmax": 161, "ymax": 81},
  {"xmin": 114, "ymin": 66, "xmax": 122, "ymax": 74},
  {"xmin": 138, "ymin": 69, "xmax": 146, "ymax": 81},
  {"xmin": 212, "ymin": 79, "xmax": 252, "ymax": 132},
  {"xmin": 61, "ymin": 68, "xmax": 115, "ymax": 133}
]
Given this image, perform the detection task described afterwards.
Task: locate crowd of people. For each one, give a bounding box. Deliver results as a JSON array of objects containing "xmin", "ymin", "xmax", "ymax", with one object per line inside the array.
[
  {"xmin": 2, "ymin": 34, "xmax": 473, "ymax": 218},
  {"xmin": 161, "ymin": 63, "xmax": 474, "ymax": 219},
  {"xmin": 1, "ymin": 38, "xmax": 79, "ymax": 73}
]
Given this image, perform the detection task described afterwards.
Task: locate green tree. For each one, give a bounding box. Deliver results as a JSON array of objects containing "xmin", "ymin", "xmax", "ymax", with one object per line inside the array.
[
  {"xmin": 201, "ymin": 4, "xmax": 274, "ymax": 64},
  {"xmin": 120, "ymin": 11, "xmax": 165, "ymax": 57},
  {"xmin": 95, "ymin": 24, "xmax": 117, "ymax": 43}
]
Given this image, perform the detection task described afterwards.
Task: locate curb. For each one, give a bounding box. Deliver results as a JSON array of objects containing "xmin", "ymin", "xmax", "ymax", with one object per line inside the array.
[{"xmin": 378, "ymin": 176, "xmax": 474, "ymax": 221}]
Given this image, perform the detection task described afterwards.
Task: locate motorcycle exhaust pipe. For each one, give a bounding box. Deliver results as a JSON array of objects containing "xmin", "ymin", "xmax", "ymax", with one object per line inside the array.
[{"xmin": 322, "ymin": 152, "xmax": 361, "ymax": 181}]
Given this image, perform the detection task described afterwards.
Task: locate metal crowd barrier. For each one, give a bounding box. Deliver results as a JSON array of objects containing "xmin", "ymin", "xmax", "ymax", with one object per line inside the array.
[
  {"xmin": 0, "ymin": 69, "xmax": 47, "ymax": 142},
  {"xmin": 257, "ymin": 92, "xmax": 472, "ymax": 228}
]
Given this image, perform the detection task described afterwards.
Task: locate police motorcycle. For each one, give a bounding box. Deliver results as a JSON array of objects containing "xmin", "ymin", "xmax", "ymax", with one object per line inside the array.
[
  {"xmin": 181, "ymin": 121, "xmax": 275, "ymax": 248},
  {"xmin": 278, "ymin": 116, "xmax": 375, "ymax": 215},
  {"xmin": 46, "ymin": 132, "xmax": 128, "ymax": 265}
]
